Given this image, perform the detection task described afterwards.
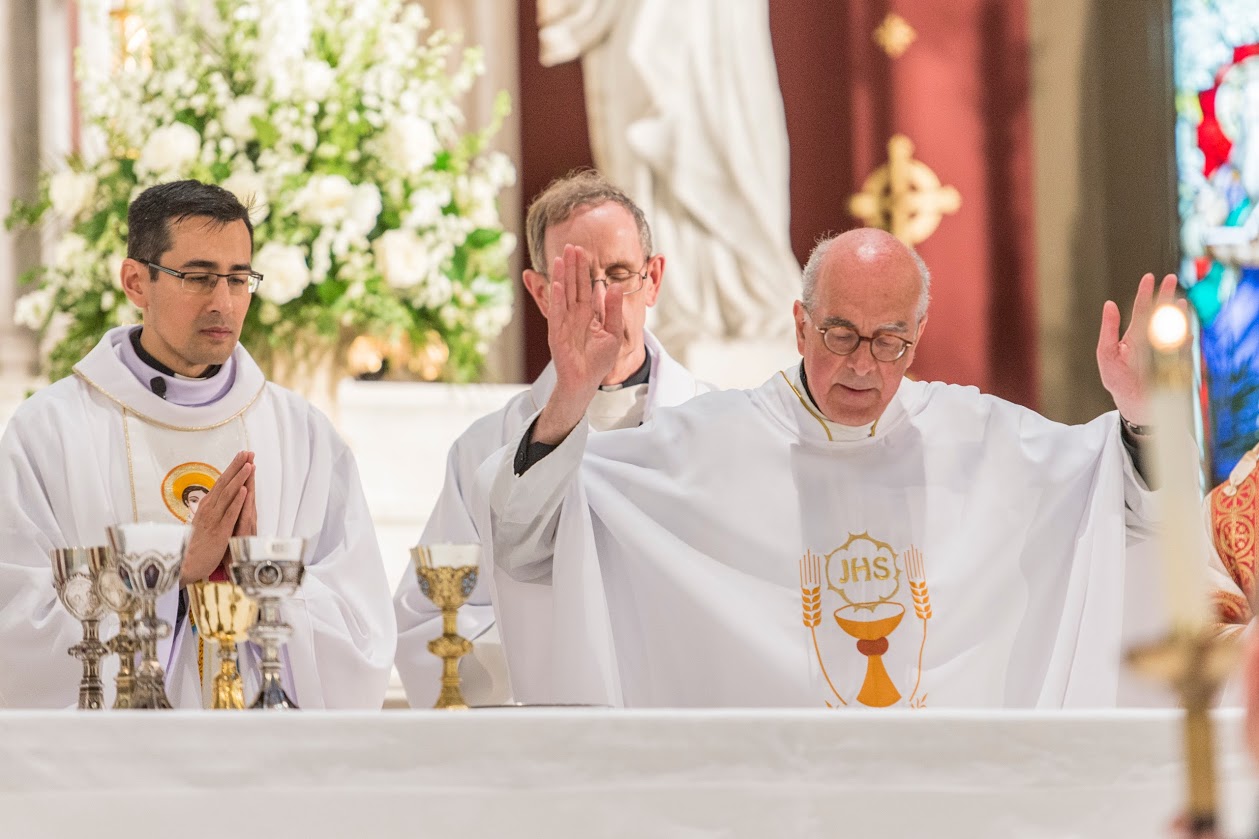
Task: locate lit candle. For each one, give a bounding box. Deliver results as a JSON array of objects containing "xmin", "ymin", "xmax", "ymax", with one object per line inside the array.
[{"xmin": 1146, "ymin": 304, "xmax": 1211, "ymax": 633}]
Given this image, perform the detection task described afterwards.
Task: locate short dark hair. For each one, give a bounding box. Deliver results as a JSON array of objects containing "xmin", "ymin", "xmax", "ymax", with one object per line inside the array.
[{"xmin": 126, "ymin": 180, "xmax": 254, "ymax": 263}]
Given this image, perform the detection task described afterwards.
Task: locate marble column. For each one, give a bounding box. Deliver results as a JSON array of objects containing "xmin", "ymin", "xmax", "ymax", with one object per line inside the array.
[{"xmin": 0, "ymin": 0, "xmax": 44, "ymax": 391}]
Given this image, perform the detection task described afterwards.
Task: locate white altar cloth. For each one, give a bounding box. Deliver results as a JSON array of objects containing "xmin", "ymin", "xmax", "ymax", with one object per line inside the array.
[{"xmin": 0, "ymin": 709, "xmax": 1253, "ymax": 838}]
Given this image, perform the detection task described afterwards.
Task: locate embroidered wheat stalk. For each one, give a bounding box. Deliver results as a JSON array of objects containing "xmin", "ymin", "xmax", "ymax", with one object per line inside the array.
[
  {"xmin": 905, "ymin": 546, "xmax": 931, "ymax": 706},
  {"xmin": 801, "ymin": 551, "xmax": 846, "ymax": 705},
  {"xmin": 906, "ymin": 547, "xmax": 932, "ymax": 621},
  {"xmin": 800, "ymin": 552, "xmax": 822, "ymax": 628}
]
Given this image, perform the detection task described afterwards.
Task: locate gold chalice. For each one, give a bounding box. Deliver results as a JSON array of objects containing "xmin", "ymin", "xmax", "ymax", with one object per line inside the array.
[
  {"xmin": 834, "ymin": 601, "xmax": 905, "ymax": 707},
  {"xmin": 411, "ymin": 544, "xmax": 480, "ymax": 710},
  {"xmin": 188, "ymin": 581, "xmax": 258, "ymax": 709}
]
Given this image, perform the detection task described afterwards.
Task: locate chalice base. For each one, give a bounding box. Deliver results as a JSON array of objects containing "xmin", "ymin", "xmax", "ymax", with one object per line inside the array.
[
  {"xmin": 250, "ymin": 675, "xmax": 299, "ymax": 710},
  {"xmin": 435, "ymin": 684, "xmax": 469, "ymax": 711},
  {"xmin": 112, "ymin": 672, "xmax": 135, "ymax": 710},
  {"xmin": 429, "ymin": 633, "xmax": 472, "ymax": 710},
  {"xmin": 78, "ymin": 684, "xmax": 105, "ymax": 710},
  {"xmin": 129, "ymin": 677, "xmax": 173, "ymax": 710},
  {"xmin": 211, "ymin": 659, "xmax": 246, "ymax": 710},
  {"xmin": 856, "ymin": 654, "xmax": 901, "ymax": 708}
]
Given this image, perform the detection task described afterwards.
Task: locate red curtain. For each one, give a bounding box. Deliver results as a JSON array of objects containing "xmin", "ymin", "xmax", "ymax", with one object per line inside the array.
[{"xmin": 518, "ymin": 0, "xmax": 1038, "ymax": 407}]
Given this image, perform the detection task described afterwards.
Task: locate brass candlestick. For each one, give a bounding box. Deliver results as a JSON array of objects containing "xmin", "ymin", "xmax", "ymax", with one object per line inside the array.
[
  {"xmin": 411, "ymin": 544, "xmax": 480, "ymax": 710},
  {"xmin": 1128, "ymin": 631, "xmax": 1240, "ymax": 837}
]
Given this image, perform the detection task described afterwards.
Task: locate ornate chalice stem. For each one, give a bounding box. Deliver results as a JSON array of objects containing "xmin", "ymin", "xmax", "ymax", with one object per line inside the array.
[
  {"xmin": 69, "ymin": 618, "xmax": 108, "ymax": 710},
  {"xmin": 249, "ymin": 598, "xmax": 297, "ymax": 709},
  {"xmin": 107, "ymin": 608, "xmax": 138, "ymax": 709},
  {"xmin": 429, "ymin": 606, "xmax": 472, "ymax": 710},
  {"xmin": 130, "ymin": 599, "xmax": 173, "ymax": 709},
  {"xmin": 212, "ymin": 644, "xmax": 245, "ymax": 710}
]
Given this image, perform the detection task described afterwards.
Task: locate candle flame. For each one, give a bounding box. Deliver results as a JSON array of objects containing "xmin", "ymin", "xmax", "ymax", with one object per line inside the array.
[{"xmin": 1149, "ymin": 305, "xmax": 1189, "ymax": 352}]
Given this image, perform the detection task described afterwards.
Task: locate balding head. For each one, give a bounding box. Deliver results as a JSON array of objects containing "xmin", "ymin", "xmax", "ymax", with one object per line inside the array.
[
  {"xmin": 802, "ymin": 229, "xmax": 930, "ymax": 320},
  {"xmin": 792, "ymin": 228, "xmax": 929, "ymax": 426}
]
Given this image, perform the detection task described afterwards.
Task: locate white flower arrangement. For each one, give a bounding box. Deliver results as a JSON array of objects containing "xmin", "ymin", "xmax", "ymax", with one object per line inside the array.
[{"xmin": 7, "ymin": 0, "xmax": 516, "ymax": 383}]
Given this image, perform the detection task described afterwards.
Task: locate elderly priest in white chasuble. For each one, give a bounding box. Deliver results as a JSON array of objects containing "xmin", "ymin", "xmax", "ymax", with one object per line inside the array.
[
  {"xmin": 0, "ymin": 181, "xmax": 395, "ymax": 709},
  {"xmin": 484, "ymin": 227, "xmax": 1183, "ymax": 709}
]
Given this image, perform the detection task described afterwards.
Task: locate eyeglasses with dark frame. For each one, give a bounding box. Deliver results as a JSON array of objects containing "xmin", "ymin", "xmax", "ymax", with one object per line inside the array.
[
  {"xmin": 545, "ymin": 258, "xmax": 653, "ymax": 296},
  {"xmin": 144, "ymin": 261, "xmax": 263, "ymax": 296},
  {"xmin": 807, "ymin": 310, "xmax": 916, "ymax": 362}
]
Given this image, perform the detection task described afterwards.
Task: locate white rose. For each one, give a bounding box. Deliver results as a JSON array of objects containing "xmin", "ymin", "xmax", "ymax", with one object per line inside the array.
[
  {"xmin": 253, "ymin": 242, "xmax": 311, "ymax": 305},
  {"xmin": 136, "ymin": 121, "xmax": 202, "ymax": 177},
  {"xmin": 49, "ymin": 170, "xmax": 96, "ymax": 220},
  {"xmin": 483, "ymin": 151, "xmax": 517, "ymax": 190},
  {"xmin": 295, "ymin": 174, "xmax": 355, "ymax": 226},
  {"xmin": 404, "ymin": 186, "xmax": 451, "ymax": 229},
  {"xmin": 375, "ymin": 115, "xmax": 439, "ymax": 175},
  {"xmin": 300, "ymin": 60, "xmax": 337, "ymax": 101},
  {"xmin": 221, "ymin": 167, "xmax": 270, "ymax": 224},
  {"xmin": 54, "ymin": 233, "xmax": 89, "ymax": 271},
  {"xmin": 374, "ymin": 228, "xmax": 429, "ymax": 289},
  {"xmin": 416, "ymin": 270, "xmax": 453, "ymax": 309},
  {"xmin": 222, "ymin": 96, "xmax": 267, "ymax": 142},
  {"xmin": 13, "ymin": 288, "xmax": 54, "ymax": 331},
  {"xmin": 343, "ymin": 184, "xmax": 382, "ymax": 241}
]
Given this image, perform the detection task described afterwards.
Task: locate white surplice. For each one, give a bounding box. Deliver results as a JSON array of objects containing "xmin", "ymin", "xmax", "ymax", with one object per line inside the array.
[
  {"xmin": 0, "ymin": 327, "xmax": 395, "ymax": 709},
  {"xmin": 484, "ymin": 367, "xmax": 1159, "ymax": 708},
  {"xmin": 393, "ymin": 331, "xmax": 709, "ymax": 706}
]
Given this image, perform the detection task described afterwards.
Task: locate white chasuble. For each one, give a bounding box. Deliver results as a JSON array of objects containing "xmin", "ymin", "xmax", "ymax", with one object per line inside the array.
[
  {"xmin": 484, "ymin": 367, "xmax": 1158, "ymax": 708},
  {"xmin": 0, "ymin": 327, "xmax": 395, "ymax": 709},
  {"xmin": 393, "ymin": 330, "xmax": 710, "ymax": 706},
  {"xmin": 120, "ymin": 402, "xmax": 253, "ymax": 707}
]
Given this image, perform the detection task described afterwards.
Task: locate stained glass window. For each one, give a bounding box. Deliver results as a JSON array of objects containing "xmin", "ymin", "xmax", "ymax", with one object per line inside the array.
[{"xmin": 1173, "ymin": 0, "xmax": 1259, "ymax": 484}]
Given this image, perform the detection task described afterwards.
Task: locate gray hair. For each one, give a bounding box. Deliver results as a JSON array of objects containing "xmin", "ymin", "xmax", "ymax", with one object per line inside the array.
[
  {"xmin": 525, "ymin": 170, "xmax": 653, "ymax": 274},
  {"xmin": 801, "ymin": 234, "xmax": 931, "ymax": 321}
]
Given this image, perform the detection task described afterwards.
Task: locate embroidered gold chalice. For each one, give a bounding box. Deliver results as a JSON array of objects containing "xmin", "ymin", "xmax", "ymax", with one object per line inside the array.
[
  {"xmin": 106, "ymin": 523, "xmax": 189, "ymax": 710},
  {"xmin": 834, "ymin": 601, "xmax": 905, "ymax": 707},
  {"xmin": 50, "ymin": 546, "xmax": 110, "ymax": 710},
  {"xmin": 188, "ymin": 581, "xmax": 258, "ymax": 710},
  {"xmin": 411, "ymin": 544, "xmax": 480, "ymax": 710}
]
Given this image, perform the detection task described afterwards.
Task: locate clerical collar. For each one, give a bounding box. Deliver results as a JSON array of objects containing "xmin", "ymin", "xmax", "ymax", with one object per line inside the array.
[
  {"xmin": 129, "ymin": 327, "xmax": 222, "ymax": 380},
  {"xmin": 599, "ymin": 349, "xmax": 652, "ymax": 392},
  {"xmin": 797, "ymin": 364, "xmax": 881, "ymax": 440},
  {"xmin": 121, "ymin": 326, "xmax": 236, "ymax": 407}
]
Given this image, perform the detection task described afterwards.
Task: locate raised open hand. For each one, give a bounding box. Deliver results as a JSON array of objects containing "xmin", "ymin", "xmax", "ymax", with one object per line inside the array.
[
  {"xmin": 534, "ymin": 244, "xmax": 625, "ymax": 445},
  {"xmin": 1097, "ymin": 273, "xmax": 1185, "ymax": 426}
]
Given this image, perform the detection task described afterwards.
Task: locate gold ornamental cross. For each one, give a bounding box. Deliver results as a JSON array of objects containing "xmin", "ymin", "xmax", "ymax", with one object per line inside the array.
[{"xmin": 849, "ymin": 134, "xmax": 961, "ymax": 246}]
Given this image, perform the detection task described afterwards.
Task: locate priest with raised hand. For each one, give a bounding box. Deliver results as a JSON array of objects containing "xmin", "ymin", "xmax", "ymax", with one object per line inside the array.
[
  {"xmin": 0, "ymin": 180, "xmax": 395, "ymax": 708},
  {"xmin": 393, "ymin": 170, "xmax": 710, "ymax": 706},
  {"xmin": 485, "ymin": 227, "xmax": 1172, "ymax": 708}
]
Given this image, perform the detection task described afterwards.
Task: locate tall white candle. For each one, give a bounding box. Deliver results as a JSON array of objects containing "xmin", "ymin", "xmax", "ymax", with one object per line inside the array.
[{"xmin": 1147, "ymin": 304, "xmax": 1211, "ymax": 633}]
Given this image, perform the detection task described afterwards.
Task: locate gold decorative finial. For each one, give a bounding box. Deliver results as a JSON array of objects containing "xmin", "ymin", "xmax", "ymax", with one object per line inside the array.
[
  {"xmin": 874, "ymin": 13, "xmax": 917, "ymax": 59},
  {"xmin": 109, "ymin": 0, "xmax": 151, "ymax": 70},
  {"xmin": 849, "ymin": 134, "xmax": 962, "ymax": 246}
]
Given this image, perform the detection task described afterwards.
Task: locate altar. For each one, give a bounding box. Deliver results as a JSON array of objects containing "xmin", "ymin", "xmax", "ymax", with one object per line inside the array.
[{"xmin": 0, "ymin": 709, "xmax": 1254, "ymax": 838}]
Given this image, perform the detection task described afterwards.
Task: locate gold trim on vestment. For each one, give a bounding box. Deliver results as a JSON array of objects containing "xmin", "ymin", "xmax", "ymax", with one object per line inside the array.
[
  {"xmin": 80, "ymin": 370, "xmax": 259, "ymax": 700},
  {"xmin": 74, "ymin": 370, "xmax": 265, "ymax": 432},
  {"xmin": 779, "ymin": 371, "xmax": 878, "ymax": 441}
]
